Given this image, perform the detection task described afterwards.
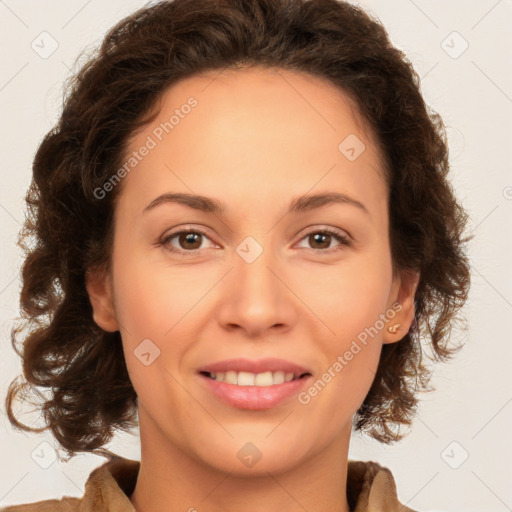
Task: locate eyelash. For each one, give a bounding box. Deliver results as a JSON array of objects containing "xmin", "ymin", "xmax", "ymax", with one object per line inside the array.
[{"xmin": 158, "ymin": 226, "xmax": 351, "ymax": 257}]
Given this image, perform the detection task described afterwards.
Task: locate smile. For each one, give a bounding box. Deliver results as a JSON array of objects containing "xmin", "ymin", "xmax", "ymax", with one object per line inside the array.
[
  {"xmin": 198, "ymin": 371, "xmax": 312, "ymax": 410},
  {"xmin": 202, "ymin": 370, "xmax": 309, "ymax": 386}
]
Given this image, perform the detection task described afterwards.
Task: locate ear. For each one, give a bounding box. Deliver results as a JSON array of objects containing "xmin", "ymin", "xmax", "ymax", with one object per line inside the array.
[
  {"xmin": 382, "ymin": 268, "xmax": 420, "ymax": 344},
  {"xmin": 85, "ymin": 266, "xmax": 119, "ymax": 332}
]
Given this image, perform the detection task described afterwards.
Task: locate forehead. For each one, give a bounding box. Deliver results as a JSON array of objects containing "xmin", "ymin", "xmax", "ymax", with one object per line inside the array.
[{"xmin": 117, "ymin": 66, "xmax": 387, "ymax": 219}]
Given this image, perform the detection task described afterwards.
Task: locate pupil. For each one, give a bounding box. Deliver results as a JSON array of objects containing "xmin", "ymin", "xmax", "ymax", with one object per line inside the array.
[
  {"xmin": 181, "ymin": 232, "xmax": 201, "ymax": 249},
  {"xmin": 311, "ymin": 233, "xmax": 330, "ymax": 249}
]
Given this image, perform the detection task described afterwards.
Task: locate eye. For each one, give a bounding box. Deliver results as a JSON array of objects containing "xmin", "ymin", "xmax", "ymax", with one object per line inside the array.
[
  {"xmin": 158, "ymin": 226, "xmax": 351, "ymax": 256},
  {"xmin": 159, "ymin": 226, "xmax": 217, "ymax": 255},
  {"xmin": 296, "ymin": 228, "xmax": 351, "ymax": 253}
]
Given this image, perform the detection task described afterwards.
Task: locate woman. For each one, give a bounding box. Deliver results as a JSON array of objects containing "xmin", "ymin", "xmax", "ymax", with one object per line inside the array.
[{"xmin": 2, "ymin": 0, "xmax": 471, "ymax": 510}]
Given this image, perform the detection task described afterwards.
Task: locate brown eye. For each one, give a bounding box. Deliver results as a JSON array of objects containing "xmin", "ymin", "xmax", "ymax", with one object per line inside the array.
[
  {"xmin": 160, "ymin": 228, "xmax": 216, "ymax": 255},
  {"xmin": 308, "ymin": 232, "xmax": 332, "ymax": 250},
  {"xmin": 296, "ymin": 228, "xmax": 351, "ymax": 253},
  {"xmin": 176, "ymin": 232, "xmax": 203, "ymax": 250}
]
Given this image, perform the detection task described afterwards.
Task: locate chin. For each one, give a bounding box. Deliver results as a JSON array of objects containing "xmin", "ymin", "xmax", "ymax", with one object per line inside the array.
[{"xmin": 183, "ymin": 434, "xmax": 303, "ymax": 476}]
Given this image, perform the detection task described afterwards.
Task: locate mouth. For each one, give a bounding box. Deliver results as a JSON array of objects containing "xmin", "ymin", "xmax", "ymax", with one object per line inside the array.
[
  {"xmin": 199, "ymin": 370, "xmax": 312, "ymax": 386},
  {"xmin": 197, "ymin": 360, "xmax": 314, "ymax": 410},
  {"xmin": 196, "ymin": 358, "xmax": 313, "ymax": 409}
]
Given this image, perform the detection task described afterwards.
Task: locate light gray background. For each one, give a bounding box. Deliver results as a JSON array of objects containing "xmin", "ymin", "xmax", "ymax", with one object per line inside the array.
[{"xmin": 0, "ymin": 1, "xmax": 511, "ymax": 511}]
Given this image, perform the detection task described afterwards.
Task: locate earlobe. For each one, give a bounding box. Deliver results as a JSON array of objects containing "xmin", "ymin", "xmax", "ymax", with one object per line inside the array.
[
  {"xmin": 383, "ymin": 269, "xmax": 420, "ymax": 344},
  {"xmin": 85, "ymin": 267, "xmax": 119, "ymax": 332}
]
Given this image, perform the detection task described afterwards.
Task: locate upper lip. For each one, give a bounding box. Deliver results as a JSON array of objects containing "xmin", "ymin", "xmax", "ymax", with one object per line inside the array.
[{"xmin": 198, "ymin": 358, "xmax": 312, "ymax": 376}]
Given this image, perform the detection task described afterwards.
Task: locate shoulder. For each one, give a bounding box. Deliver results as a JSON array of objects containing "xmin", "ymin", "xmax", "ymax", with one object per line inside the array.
[
  {"xmin": 347, "ymin": 459, "xmax": 417, "ymax": 512},
  {"xmin": 1, "ymin": 451, "xmax": 139, "ymax": 512},
  {"xmin": 0, "ymin": 496, "xmax": 80, "ymax": 511}
]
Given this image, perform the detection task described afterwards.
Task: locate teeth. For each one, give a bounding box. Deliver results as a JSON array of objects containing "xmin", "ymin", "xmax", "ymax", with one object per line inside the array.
[
  {"xmin": 254, "ymin": 371, "xmax": 273, "ymax": 386},
  {"xmin": 208, "ymin": 370, "xmax": 303, "ymax": 386},
  {"xmin": 238, "ymin": 371, "xmax": 255, "ymax": 386},
  {"xmin": 273, "ymin": 371, "xmax": 285, "ymax": 384},
  {"xmin": 225, "ymin": 371, "xmax": 237, "ymax": 385}
]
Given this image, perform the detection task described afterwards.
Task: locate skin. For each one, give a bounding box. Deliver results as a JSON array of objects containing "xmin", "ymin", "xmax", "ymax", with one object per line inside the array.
[{"xmin": 86, "ymin": 66, "xmax": 419, "ymax": 512}]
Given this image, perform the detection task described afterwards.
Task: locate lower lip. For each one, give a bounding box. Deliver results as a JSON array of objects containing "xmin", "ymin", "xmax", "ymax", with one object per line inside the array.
[{"xmin": 199, "ymin": 373, "xmax": 312, "ymax": 410}]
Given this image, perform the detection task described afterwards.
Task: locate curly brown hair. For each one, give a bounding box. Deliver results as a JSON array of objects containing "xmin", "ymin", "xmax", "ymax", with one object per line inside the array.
[{"xmin": 5, "ymin": 0, "xmax": 472, "ymax": 459}]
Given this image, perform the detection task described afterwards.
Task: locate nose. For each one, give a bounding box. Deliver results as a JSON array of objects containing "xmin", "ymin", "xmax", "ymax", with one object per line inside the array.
[{"xmin": 215, "ymin": 239, "xmax": 297, "ymax": 338}]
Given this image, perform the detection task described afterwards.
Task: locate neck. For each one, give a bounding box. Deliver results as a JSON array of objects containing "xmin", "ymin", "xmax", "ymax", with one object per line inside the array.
[{"xmin": 130, "ymin": 407, "xmax": 352, "ymax": 512}]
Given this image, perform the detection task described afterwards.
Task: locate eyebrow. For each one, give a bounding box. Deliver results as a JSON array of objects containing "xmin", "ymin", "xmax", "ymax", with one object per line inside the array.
[{"xmin": 143, "ymin": 191, "xmax": 370, "ymax": 216}]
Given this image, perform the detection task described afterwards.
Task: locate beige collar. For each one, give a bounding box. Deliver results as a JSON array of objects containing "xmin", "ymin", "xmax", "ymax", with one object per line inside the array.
[
  {"xmin": 0, "ymin": 453, "xmax": 416, "ymax": 511},
  {"xmin": 80, "ymin": 454, "xmax": 416, "ymax": 512}
]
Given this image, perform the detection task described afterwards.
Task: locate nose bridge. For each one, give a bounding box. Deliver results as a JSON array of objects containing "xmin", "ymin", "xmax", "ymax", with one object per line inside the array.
[
  {"xmin": 216, "ymin": 232, "xmax": 296, "ymax": 334},
  {"xmin": 234, "ymin": 233, "xmax": 280, "ymax": 305}
]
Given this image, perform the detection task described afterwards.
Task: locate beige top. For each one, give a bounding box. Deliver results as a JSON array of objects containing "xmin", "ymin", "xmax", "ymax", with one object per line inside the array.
[{"xmin": 0, "ymin": 453, "xmax": 416, "ymax": 512}]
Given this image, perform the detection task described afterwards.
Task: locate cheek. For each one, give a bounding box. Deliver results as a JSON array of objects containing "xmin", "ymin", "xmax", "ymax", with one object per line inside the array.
[
  {"xmin": 303, "ymin": 253, "xmax": 391, "ymax": 394},
  {"xmin": 113, "ymin": 258, "xmax": 188, "ymax": 407},
  {"xmin": 111, "ymin": 250, "xmax": 198, "ymax": 339},
  {"xmin": 310, "ymin": 260, "xmax": 392, "ymax": 338},
  {"xmin": 110, "ymin": 251, "xmax": 209, "ymax": 393}
]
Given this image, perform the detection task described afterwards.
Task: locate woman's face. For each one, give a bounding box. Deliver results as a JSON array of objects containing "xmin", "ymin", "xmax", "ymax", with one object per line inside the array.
[{"xmin": 87, "ymin": 66, "xmax": 417, "ymax": 475}]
